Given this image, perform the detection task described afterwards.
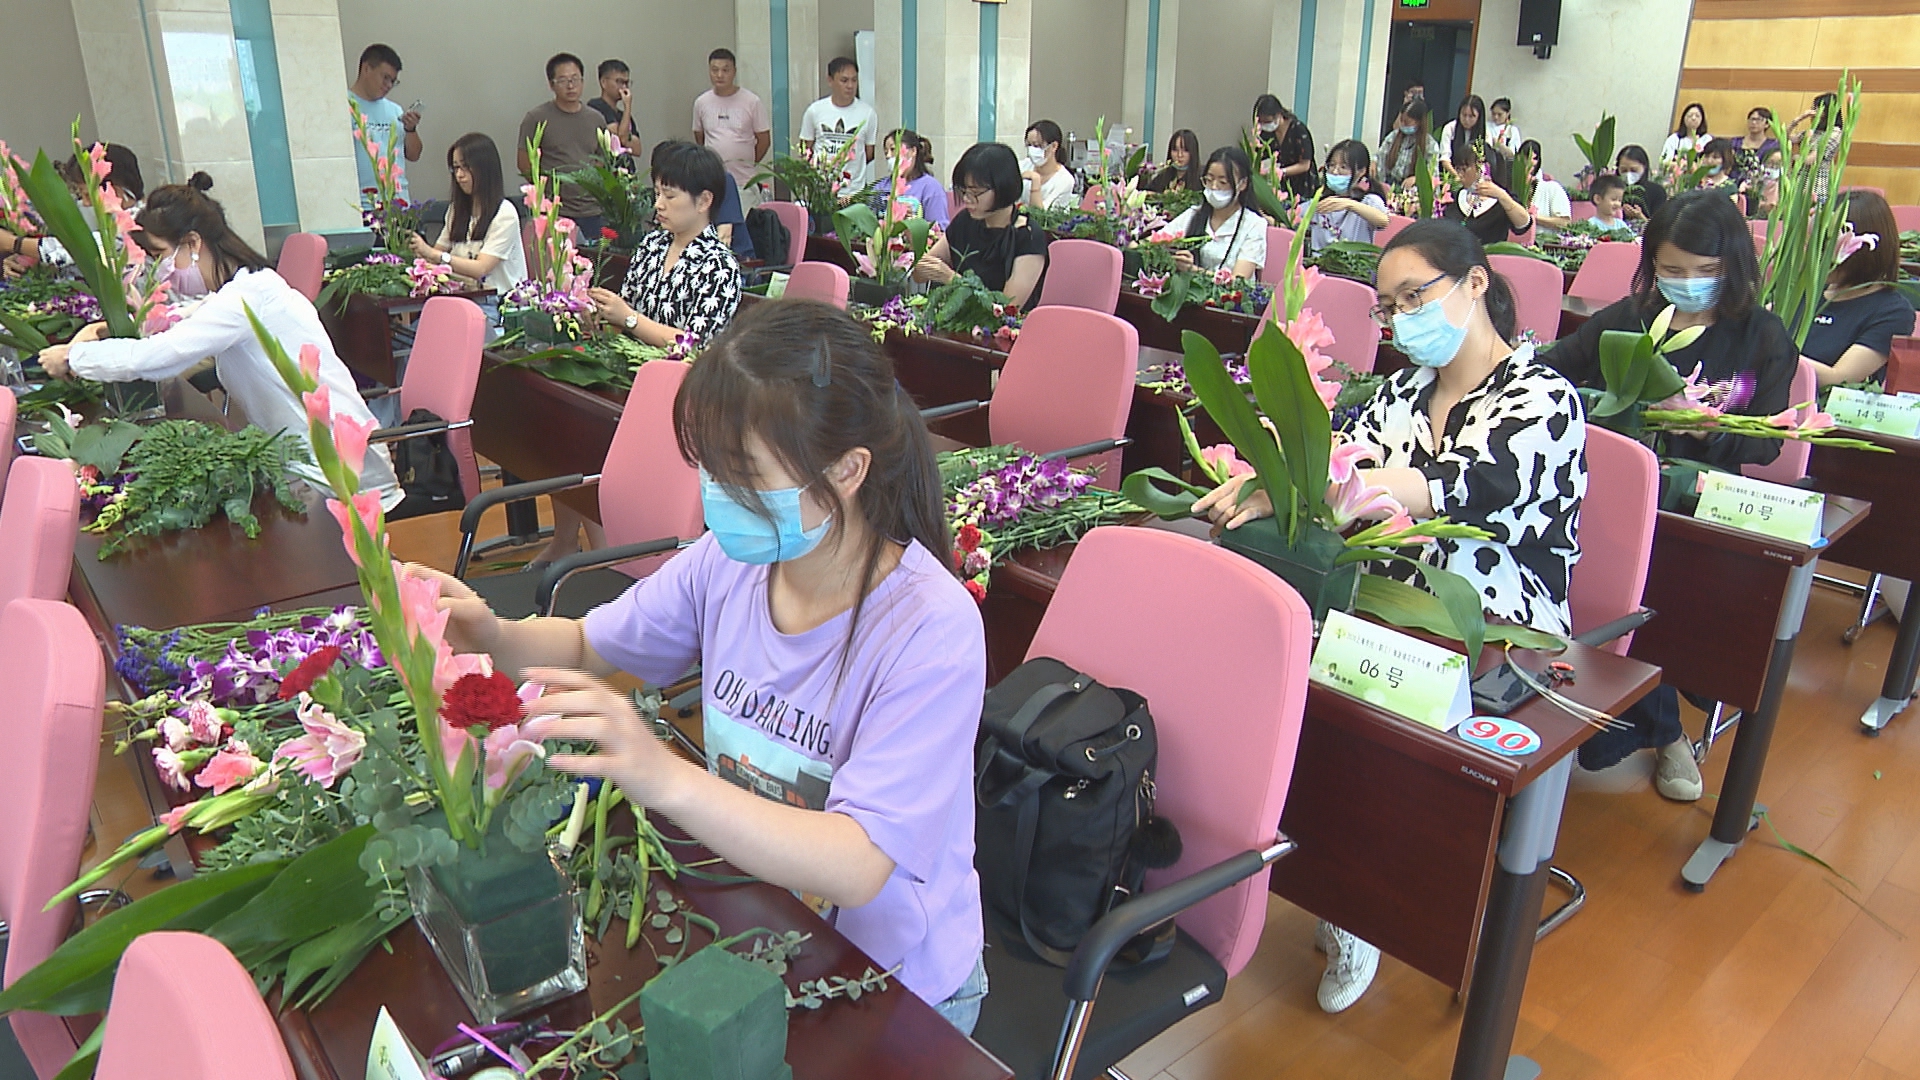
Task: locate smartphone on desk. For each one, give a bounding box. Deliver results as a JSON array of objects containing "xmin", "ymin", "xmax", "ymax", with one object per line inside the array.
[{"xmin": 1469, "ymin": 608, "xmax": 1658, "ymax": 716}]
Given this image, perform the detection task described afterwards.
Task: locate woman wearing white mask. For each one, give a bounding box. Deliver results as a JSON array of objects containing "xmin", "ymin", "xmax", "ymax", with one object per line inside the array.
[
  {"xmin": 1196, "ymin": 219, "xmax": 1586, "ymax": 1014},
  {"xmin": 37, "ymin": 174, "xmax": 401, "ymax": 507},
  {"xmin": 1021, "ymin": 119, "xmax": 1076, "ymax": 211},
  {"xmin": 1160, "ymin": 147, "xmax": 1269, "ymax": 281},
  {"xmin": 1613, "ymin": 145, "xmax": 1667, "ymax": 222}
]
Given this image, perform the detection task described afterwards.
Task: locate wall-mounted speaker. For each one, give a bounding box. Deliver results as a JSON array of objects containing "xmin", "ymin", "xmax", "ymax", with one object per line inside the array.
[{"xmin": 1518, "ymin": 0, "xmax": 1560, "ymax": 58}]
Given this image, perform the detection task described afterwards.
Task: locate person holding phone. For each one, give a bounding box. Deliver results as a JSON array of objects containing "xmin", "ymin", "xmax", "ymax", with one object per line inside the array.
[{"xmin": 348, "ymin": 43, "xmax": 422, "ymax": 202}]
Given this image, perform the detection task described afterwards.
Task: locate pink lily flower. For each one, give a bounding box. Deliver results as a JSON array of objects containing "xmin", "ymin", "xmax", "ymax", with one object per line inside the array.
[
  {"xmin": 302, "ymin": 383, "xmax": 332, "ymax": 426},
  {"xmin": 1199, "ymin": 443, "xmax": 1255, "ymax": 480},
  {"xmin": 397, "ymin": 563, "xmax": 450, "ymax": 651},
  {"xmin": 193, "ymin": 746, "xmax": 263, "ymax": 795},
  {"xmin": 332, "ymin": 412, "xmax": 376, "ymax": 476},
  {"xmin": 854, "ymin": 251, "xmax": 876, "ymax": 277},
  {"xmin": 484, "ymin": 682, "xmax": 560, "ymax": 792},
  {"xmin": 1328, "ymin": 438, "xmax": 1380, "ymax": 483},
  {"xmin": 1136, "ymin": 273, "xmax": 1168, "ymax": 298},
  {"xmin": 1325, "ymin": 471, "xmax": 1403, "ymax": 528},
  {"xmin": 272, "ymin": 696, "xmax": 366, "ymax": 788}
]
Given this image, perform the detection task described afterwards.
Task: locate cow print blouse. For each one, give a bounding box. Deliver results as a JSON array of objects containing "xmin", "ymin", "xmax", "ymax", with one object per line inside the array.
[{"xmin": 1349, "ymin": 343, "xmax": 1587, "ymax": 636}]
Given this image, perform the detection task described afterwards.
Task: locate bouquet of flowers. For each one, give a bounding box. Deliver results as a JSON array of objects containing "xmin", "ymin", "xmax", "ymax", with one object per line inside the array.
[
  {"xmin": 834, "ymin": 149, "xmax": 936, "ymax": 287},
  {"xmin": 558, "ymin": 128, "xmax": 653, "ymax": 246},
  {"xmin": 1570, "ymin": 114, "xmax": 1617, "ymax": 199},
  {"xmin": 1131, "ymin": 221, "xmax": 1273, "ymax": 322},
  {"xmin": 938, "ymin": 444, "xmax": 1142, "ymax": 599},
  {"xmin": 750, "ymin": 126, "xmax": 864, "ymax": 232},
  {"xmin": 349, "ymin": 98, "xmax": 418, "ymax": 255},
  {"xmin": 1758, "ymin": 74, "xmax": 1863, "ymax": 347},
  {"xmin": 0, "ymin": 139, "xmax": 38, "ymax": 237},
  {"xmin": 506, "ymin": 124, "xmax": 598, "ymax": 341},
  {"xmin": 9, "ymin": 121, "xmax": 172, "ymax": 340}
]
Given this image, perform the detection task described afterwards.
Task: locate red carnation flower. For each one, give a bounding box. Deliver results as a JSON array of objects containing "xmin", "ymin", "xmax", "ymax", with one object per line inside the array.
[
  {"xmin": 441, "ymin": 670, "xmax": 525, "ymax": 731},
  {"xmin": 964, "ymin": 579, "xmax": 987, "ymax": 603},
  {"xmin": 956, "ymin": 524, "xmax": 982, "ymax": 553},
  {"xmin": 601, "ymin": 226, "xmax": 619, "ymax": 241},
  {"xmin": 278, "ymin": 645, "xmax": 344, "ymax": 700}
]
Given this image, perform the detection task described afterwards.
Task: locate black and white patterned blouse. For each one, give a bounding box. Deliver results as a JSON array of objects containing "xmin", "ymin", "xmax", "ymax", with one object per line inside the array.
[
  {"xmin": 1350, "ymin": 344, "xmax": 1587, "ymax": 635},
  {"xmin": 619, "ymin": 226, "xmax": 742, "ymax": 342}
]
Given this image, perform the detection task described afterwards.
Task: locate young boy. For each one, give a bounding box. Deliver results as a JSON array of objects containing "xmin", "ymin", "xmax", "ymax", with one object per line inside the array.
[{"xmin": 1587, "ymin": 174, "xmax": 1634, "ymax": 237}]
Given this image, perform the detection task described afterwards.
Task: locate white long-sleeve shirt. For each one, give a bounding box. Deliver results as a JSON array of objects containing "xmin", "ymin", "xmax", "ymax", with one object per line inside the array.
[{"xmin": 68, "ymin": 268, "xmax": 401, "ymax": 506}]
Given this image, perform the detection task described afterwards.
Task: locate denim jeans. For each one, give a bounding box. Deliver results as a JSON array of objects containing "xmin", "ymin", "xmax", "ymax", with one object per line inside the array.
[{"xmin": 932, "ymin": 952, "xmax": 989, "ymax": 1036}]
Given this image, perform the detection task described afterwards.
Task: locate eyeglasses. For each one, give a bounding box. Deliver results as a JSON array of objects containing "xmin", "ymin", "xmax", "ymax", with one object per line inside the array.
[
  {"xmin": 552, "ymin": 76, "xmax": 584, "ymax": 88},
  {"xmin": 1369, "ymin": 272, "xmax": 1451, "ymax": 326},
  {"xmin": 955, "ymin": 186, "xmax": 992, "ymax": 202}
]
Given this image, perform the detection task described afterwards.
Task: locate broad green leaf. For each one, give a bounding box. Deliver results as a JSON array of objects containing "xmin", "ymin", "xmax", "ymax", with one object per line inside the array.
[
  {"xmin": 1483, "ymin": 242, "xmax": 1550, "ymax": 261},
  {"xmin": 1597, "ymin": 329, "xmax": 1640, "ymax": 395},
  {"xmin": 1244, "ymin": 318, "xmax": 1331, "ymax": 538},
  {"xmin": 1415, "ymin": 161, "xmax": 1435, "ymax": 219},
  {"xmin": 1178, "ymin": 329, "xmax": 1294, "ymax": 531},
  {"xmin": 1248, "ymin": 169, "xmax": 1291, "ymax": 223},
  {"xmin": 1638, "ymin": 353, "xmax": 1687, "ymax": 404},
  {"xmin": 832, "ymin": 204, "xmax": 880, "ymax": 249},
  {"xmin": 207, "ymin": 825, "xmax": 380, "ymax": 968},
  {"xmin": 50, "ymin": 1023, "xmax": 103, "ymax": 1080},
  {"xmin": 1150, "ymin": 272, "xmax": 1191, "ymax": 322},
  {"xmin": 15, "ymin": 151, "xmax": 136, "ymax": 337},
  {"xmin": 1119, "ymin": 468, "xmax": 1209, "ymax": 520},
  {"xmin": 1355, "ymin": 574, "xmax": 1558, "ymax": 658},
  {"xmin": 0, "ymin": 860, "xmax": 283, "ymax": 1016},
  {"xmin": 284, "ymin": 907, "xmax": 409, "ymax": 1009},
  {"xmin": 0, "ymin": 310, "xmax": 51, "ymax": 354},
  {"xmin": 1364, "ymin": 555, "xmax": 1489, "ymax": 664}
]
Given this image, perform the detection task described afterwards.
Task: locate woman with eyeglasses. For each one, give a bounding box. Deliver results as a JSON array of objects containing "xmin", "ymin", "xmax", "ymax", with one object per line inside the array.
[
  {"xmin": 1159, "ymin": 147, "xmax": 1268, "ymax": 280},
  {"xmin": 1195, "ymin": 218, "xmax": 1586, "ymax": 1013},
  {"xmin": 911, "ymin": 142, "xmax": 1048, "ymax": 309},
  {"xmin": 1542, "ymin": 191, "xmax": 1797, "ymax": 800}
]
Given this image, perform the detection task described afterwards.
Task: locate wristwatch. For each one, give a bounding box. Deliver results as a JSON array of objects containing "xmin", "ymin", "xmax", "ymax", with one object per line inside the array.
[
  {"xmin": 438, "ymin": 250, "xmax": 452, "ymax": 265},
  {"xmin": 623, "ymin": 312, "xmax": 639, "ymax": 330}
]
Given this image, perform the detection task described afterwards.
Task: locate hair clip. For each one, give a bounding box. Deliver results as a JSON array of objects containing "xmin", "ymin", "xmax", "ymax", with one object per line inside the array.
[{"xmin": 811, "ymin": 341, "xmax": 832, "ymax": 388}]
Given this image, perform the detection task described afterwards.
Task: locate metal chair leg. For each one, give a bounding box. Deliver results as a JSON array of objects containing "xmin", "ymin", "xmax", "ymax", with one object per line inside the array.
[
  {"xmin": 1693, "ymin": 700, "xmax": 1742, "ymax": 765},
  {"xmin": 1536, "ymin": 866, "xmax": 1585, "ymax": 940},
  {"xmin": 1843, "ymin": 573, "xmax": 1887, "ymax": 645}
]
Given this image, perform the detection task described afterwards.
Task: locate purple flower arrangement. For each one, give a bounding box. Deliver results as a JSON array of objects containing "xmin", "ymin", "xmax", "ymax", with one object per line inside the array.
[
  {"xmin": 30, "ymin": 290, "xmax": 104, "ymax": 324},
  {"xmin": 117, "ymin": 606, "xmax": 382, "ymax": 705},
  {"xmin": 949, "ymin": 452, "xmax": 1096, "ymax": 530}
]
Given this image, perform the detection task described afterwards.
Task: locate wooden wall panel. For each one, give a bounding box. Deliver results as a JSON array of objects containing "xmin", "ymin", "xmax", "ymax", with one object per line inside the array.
[
  {"xmin": 1809, "ymin": 15, "xmax": 1920, "ymax": 67},
  {"xmin": 1693, "ymin": 0, "xmax": 1920, "ymax": 18},
  {"xmin": 1846, "ymin": 167, "xmax": 1920, "ymax": 206},
  {"xmin": 1683, "ymin": 19, "xmax": 1818, "ymax": 69}
]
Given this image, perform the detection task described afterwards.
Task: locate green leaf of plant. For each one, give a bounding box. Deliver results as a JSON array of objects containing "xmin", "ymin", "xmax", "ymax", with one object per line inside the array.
[
  {"xmin": 206, "ymin": 825, "xmax": 381, "ymax": 969},
  {"xmin": 1597, "ymin": 329, "xmax": 1640, "ymax": 396},
  {"xmin": 1483, "ymin": 242, "xmax": 1550, "ymax": 261},
  {"xmin": 1415, "ymin": 162, "xmax": 1435, "ymax": 219},
  {"xmin": 1244, "ymin": 318, "xmax": 1331, "ymax": 539},
  {"xmin": 15, "ymin": 151, "xmax": 136, "ymax": 337},
  {"xmin": 1119, "ymin": 467, "xmax": 1209, "ymax": 519},
  {"xmin": 1638, "ymin": 353, "xmax": 1687, "ymax": 404},
  {"xmin": 50, "ymin": 1023, "xmax": 103, "ymax": 1080},
  {"xmin": 832, "ymin": 204, "xmax": 880, "ymax": 249},
  {"xmin": 0, "ymin": 859, "xmax": 283, "ymax": 1016},
  {"xmin": 1177, "ymin": 329, "xmax": 1294, "ymax": 527},
  {"xmin": 285, "ymin": 907, "xmax": 409, "ymax": 1009},
  {"xmin": 1248, "ymin": 170, "xmax": 1290, "ymax": 223},
  {"xmin": 1355, "ymin": 574, "xmax": 1557, "ymax": 656},
  {"xmin": 0, "ymin": 310, "xmax": 51, "ymax": 354},
  {"xmin": 1359, "ymin": 557, "xmax": 1488, "ymax": 665}
]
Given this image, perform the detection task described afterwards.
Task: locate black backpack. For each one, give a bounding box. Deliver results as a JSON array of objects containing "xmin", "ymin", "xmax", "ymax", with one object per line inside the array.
[
  {"xmin": 744, "ymin": 207, "xmax": 790, "ymax": 266},
  {"xmin": 975, "ymin": 658, "xmax": 1181, "ymax": 966},
  {"xmin": 384, "ymin": 408, "xmax": 468, "ymax": 521}
]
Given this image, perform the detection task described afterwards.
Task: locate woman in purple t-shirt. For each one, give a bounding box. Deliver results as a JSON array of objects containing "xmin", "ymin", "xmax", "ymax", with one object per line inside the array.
[{"xmin": 419, "ymin": 300, "xmax": 990, "ymax": 1031}]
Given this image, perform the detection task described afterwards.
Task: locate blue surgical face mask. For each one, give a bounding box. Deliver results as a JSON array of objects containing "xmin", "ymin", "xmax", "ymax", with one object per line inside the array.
[
  {"xmin": 1399, "ymin": 124, "xmax": 1419, "ymax": 135},
  {"xmin": 1706, "ymin": 164, "xmax": 1723, "ymax": 176},
  {"xmin": 700, "ymin": 470, "xmax": 831, "ymax": 564},
  {"xmin": 1325, "ymin": 174, "xmax": 1353, "ymax": 194},
  {"xmin": 1391, "ymin": 279, "xmax": 1470, "ymax": 368},
  {"xmin": 1657, "ymin": 275, "xmax": 1720, "ymax": 313}
]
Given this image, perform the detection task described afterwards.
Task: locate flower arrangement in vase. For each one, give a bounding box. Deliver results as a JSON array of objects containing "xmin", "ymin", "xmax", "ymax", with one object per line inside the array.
[
  {"xmin": 833, "ymin": 147, "xmax": 936, "ymax": 289},
  {"xmin": 349, "ymin": 98, "xmax": 419, "ymax": 256},
  {"xmin": 558, "ymin": 128, "xmax": 653, "ymax": 249},
  {"xmin": 749, "ymin": 125, "xmax": 864, "ymax": 232},
  {"xmin": 505, "ymin": 124, "xmax": 598, "ymax": 345}
]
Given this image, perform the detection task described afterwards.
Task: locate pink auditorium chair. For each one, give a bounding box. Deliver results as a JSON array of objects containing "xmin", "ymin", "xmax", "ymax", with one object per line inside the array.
[
  {"xmin": 1892, "ymin": 205, "xmax": 1920, "ymax": 233},
  {"xmin": 1567, "ymin": 240, "xmax": 1640, "ymax": 307},
  {"xmin": 1258, "ymin": 273, "xmax": 1381, "ymax": 374},
  {"xmin": 784, "ymin": 260, "xmax": 851, "ymax": 308},
  {"xmin": 1490, "ymin": 252, "xmax": 1567, "ymax": 344},
  {"xmin": 760, "ymin": 200, "xmax": 810, "ymax": 268},
  {"xmin": 274, "ymin": 232, "xmax": 328, "ymax": 303},
  {"xmin": 1258, "ymin": 226, "xmax": 1297, "ymax": 284},
  {"xmin": 457, "ymin": 360, "xmax": 702, "ymax": 617},
  {"xmin": 1036, "ymin": 239, "xmax": 1122, "ymax": 314},
  {"xmin": 93, "ymin": 932, "xmax": 295, "ymax": 1080},
  {"xmin": 368, "ymin": 294, "xmax": 486, "ymax": 519},
  {"xmin": 1570, "ymin": 200, "xmax": 1597, "ymax": 222},
  {"xmin": 983, "ymin": 305, "xmax": 1137, "ymax": 486},
  {"xmin": 0, "ymin": 385, "xmax": 16, "ymax": 502},
  {"xmin": 1742, "ymin": 357, "xmax": 1820, "ymax": 485},
  {"xmin": 1374, "ymin": 213, "xmax": 1416, "ymax": 247},
  {"xmin": 0, "ymin": 598, "xmax": 107, "ymax": 1078},
  {"xmin": 0, "ymin": 456, "xmax": 82, "ymax": 608},
  {"xmin": 971, "ymin": 525, "xmax": 1310, "ymax": 1080}
]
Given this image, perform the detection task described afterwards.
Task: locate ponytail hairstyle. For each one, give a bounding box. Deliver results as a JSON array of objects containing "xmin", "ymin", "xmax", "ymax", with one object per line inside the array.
[
  {"xmin": 134, "ymin": 173, "xmax": 271, "ymax": 287},
  {"xmin": 1185, "ymin": 146, "xmax": 1256, "ymax": 237},
  {"xmin": 1025, "ymin": 119, "xmax": 1068, "ymax": 167},
  {"xmin": 446, "ymin": 132, "xmax": 506, "ymax": 245},
  {"xmin": 1325, "ymin": 139, "xmax": 1376, "ymax": 198},
  {"xmin": 888, "ymin": 128, "xmax": 934, "ymax": 181},
  {"xmin": 675, "ymin": 299, "xmax": 955, "ymax": 675},
  {"xmin": 1381, "ymin": 219, "xmax": 1518, "ymax": 343}
]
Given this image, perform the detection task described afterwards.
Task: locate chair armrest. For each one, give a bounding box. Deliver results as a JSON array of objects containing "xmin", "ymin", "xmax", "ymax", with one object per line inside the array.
[
  {"xmin": 368, "ymin": 417, "xmax": 473, "ymax": 445},
  {"xmin": 1571, "ymin": 607, "xmax": 1655, "ymax": 649},
  {"xmin": 359, "ymin": 385, "xmax": 402, "ymax": 401},
  {"xmin": 1040, "ymin": 436, "xmax": 1132, "ymax": 464},
  {"xmin": 535, "ymin": 536, "xmax": 688, "ymax": 614},
  {"xmin": 919, "ymin": 399, "xmax": 987, "ymax": 421},
  {"xmin": 455, "ymin": 473, "xmax": 598, "ymax": 576},
  {"xmin": 1060, "ymin": 834, "xmax": 1295, "ymax": 1002}
]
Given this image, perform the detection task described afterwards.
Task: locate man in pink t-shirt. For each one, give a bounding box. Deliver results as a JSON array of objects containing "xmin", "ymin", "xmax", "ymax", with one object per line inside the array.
[{"xmin": 693, "ymin": 48, "xmax": 772, "ymax": 208}]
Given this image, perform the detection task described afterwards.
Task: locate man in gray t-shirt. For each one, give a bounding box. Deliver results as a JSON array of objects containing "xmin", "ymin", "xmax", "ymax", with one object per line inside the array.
[{"xmin": 517, "ymin": 51, "xmax": 610, "ymax": 236}]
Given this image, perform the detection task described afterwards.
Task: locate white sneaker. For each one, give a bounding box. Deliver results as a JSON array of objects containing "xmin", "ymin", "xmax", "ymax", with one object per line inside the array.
[
  {"xmin": 1313, "ymin": 918, "xmax": 1333, "ymax": 955},
  {"xmin": 1317, "ymin": 926, "xmax": 1380, "ymax": 1013},
  {"xmin": 1655, "ymin": 739, "xmax": 1704, "ymax": 802}
]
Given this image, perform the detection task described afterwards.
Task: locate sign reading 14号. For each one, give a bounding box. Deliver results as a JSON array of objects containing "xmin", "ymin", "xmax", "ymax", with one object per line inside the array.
[
  {"xmin": 1827, "ymin": 386, "xmax": 1920, "ymax": 439},
  {"xmin": 1309, "ymin": 610, "xmax": 1472, "ymax": 731},
  {"xmin": 1692, "ymin": 471, "xmax": 1825, "ymax": 545}
]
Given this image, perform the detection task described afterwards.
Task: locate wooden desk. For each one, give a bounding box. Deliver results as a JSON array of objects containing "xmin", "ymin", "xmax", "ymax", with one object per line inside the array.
[
  {"xmin": 1114, "ymin": 289, "xmax": 1260, "ymax": 357},
  {"xmin": 1807, "ymin": 431, "xmax": 1920, "ymax": 732},
  {"xmin": 66, "ymin": 486, "xmax": 362, "ymax": 637},
  {"xmin": 469, "ymin": 352, "xmax": 626, "ymax": 519},
  {"xmin": 1556, "ymin": 295, "xmax": 1606, "ymax": 339},
  {"xmin": 1631, "ymin": 498, "xmax": 1870, "ymax": 888},
  {"xmin": 277, "ymin": 831, "xmax": 1011, "ymax": 1080},
  {"xmin": 319, "ymin": 289, "xmax": 492, "ymax": 386},
  {"xmin": 980, "ymin": 530, "xmax": 1659, "ymax": 1080}
]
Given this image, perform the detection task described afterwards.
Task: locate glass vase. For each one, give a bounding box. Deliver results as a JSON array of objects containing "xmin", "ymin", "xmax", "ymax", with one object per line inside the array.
[
  {"xmin": 404, "ymin": 818, "xmax": 587, "ymax": 1024},
  {"xmin": 1218, "ymin": 518, "xmax": 1361, "ymax": 624}
]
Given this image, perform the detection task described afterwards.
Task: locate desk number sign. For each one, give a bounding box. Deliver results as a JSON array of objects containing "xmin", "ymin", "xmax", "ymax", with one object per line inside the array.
[
  {"xmin": 367, "ymin": 1007, "xmax": 433, "ymax": 1080},
  {"xmin": 1309, "ymin": 610, "xmax": 1473, "ymax": 731},
  {"xmin": 1827, "ymin": 386, "xmax": 1920, "ymax": 439},
  {"xmin": 1692, "ymin": 470, "xmax": 1825, "ymax": 545}
]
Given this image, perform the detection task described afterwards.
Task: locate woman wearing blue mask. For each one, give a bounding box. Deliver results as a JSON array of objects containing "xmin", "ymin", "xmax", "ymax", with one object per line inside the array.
[
  {"xmin": 1376, "ymin": 99, "xmax": 1439, "ymax": 188},
  {"xmin": 38, "ymin": 174, "xmax": 400, "ymax": 507},
  {"xmin": 1543, "ymin": 190, "xmax": 1794, "ymax": 475},
  {"xmin": 409, "ymin": 299, "xmax": 991, "ymax": 1034},
  {"xmin": 1162, "ymin": 147, "xmax": 1268, "ymax": 280},
  {"xmin": 1196, "ymin": 219, "xmax": 1585, "ymax": 1012},
  {"xmin": 1309, "ymin": 140, "xmax": 1389, "ymax": 254}
]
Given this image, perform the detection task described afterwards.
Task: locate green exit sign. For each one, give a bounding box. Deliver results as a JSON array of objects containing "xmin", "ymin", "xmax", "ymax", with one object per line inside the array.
[{"xmin": 1402, "ymin": 0, "xmax": 1430, "ymax": 7}]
